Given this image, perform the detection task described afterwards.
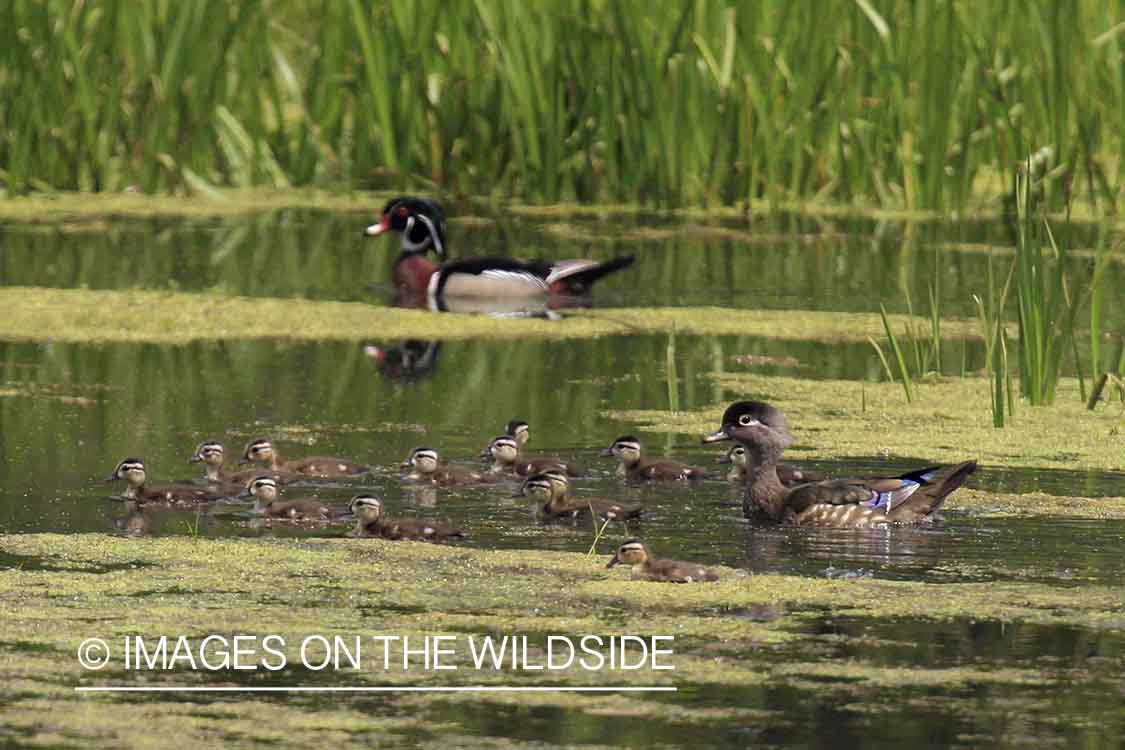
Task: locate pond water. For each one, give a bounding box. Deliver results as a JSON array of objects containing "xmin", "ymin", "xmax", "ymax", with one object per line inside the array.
[{"xmin": 1, "ymin": 208, "xmax": 1123, "ymax": 749}]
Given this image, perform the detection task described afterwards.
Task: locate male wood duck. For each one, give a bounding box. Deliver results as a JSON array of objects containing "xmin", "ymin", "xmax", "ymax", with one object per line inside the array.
[
  {"xmin": 348, "ymin": 495, "xmax": 465, "ymax": 542},
  {"xmin": 481, "ymin": 435, "xmax": 585, "ymax": 477},
  {"xmin": 364, "ymin": 196, "xmax": 635, "ymax": 309},
  {"xmin": 402, "ymin": 447, "xmax": 491, "ymax": 486},
  {"xmin": 600, "ymin": 436, "xmax": 708, "ymax": 480},
  {"xmin": 519, "ymin": 470, "xmax": 642, "ymax": 523},
  {"xmin": 189, "ymin": 440, "xmax": 290, "ymax": 489},
  {"xmin": 702, "ymin": 401, "xmax": 978, "ymax": 526},
  {"xmin": 606, "ymin": 540, "xmax": 719, "ymax": 583},
  {"xmin": 239, "ymin": 438, "xmax": 368, "ymax": 478},
  {"xmin": 240, "ymin": 476, "xmax": 331, "ymax": 520},
  {"xmin": 718, "ymin": 443, "xmax": 822, "ymax": 487},
  {"xmin": 107, "ymin": 458, "xmax": 228, "ymax": 505}
]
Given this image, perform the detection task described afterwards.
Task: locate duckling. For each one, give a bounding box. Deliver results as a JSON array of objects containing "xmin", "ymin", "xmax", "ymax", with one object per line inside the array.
[
  {"xmin": 481, "ymin": 435, "xmax": 585, "ymax": 477},
  {"xmin": 505, "ymin": 419, "xmax": 530, "ymax": 447},
  {"xmin": 606, "ymin": 540, "xmax": 719, "ymax": 583},
  {"xmin": 718, "ymin": 444, "xmax": 822, "ymax": 487},
  {"xmin": 702, "ymin": 400, "xmax": 977, "ymax": 526},
  {"xmin": 401, "ymin": 447, "xmax": 491, "ymax": 486},
  {"xmin": 107, "ymin": 458, "xmax": 228, "ymax": 505},
  {"xmin": 519, "ymin": 471, "xmax": 642, "ymax": 523},
  {"xmin": 600, "ymin": 436, "xmax": 707, "ymax": 481},
  {"xmin": 188, "ymin": 440, "xmax": 285, "ymax": 490},
  {"xmin": 239, "ymin": 438, "xmax": 368, "ymax": 478},
  {"xmin": 240, "ymin": 476, "xmax": 330, "ymax": 520},
  {"xmin": 347, "ymin": 495, "xmax": 465, "ymax": 542}
]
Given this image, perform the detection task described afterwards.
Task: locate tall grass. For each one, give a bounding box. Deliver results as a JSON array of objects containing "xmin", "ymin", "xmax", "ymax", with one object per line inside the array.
[
  {"xmin": 868, "ymin": 304, "xmax": 914, "ymax": 403},
  {"xmin": 3, "ymin": 1, "xmax": 1125, "ymax": 208},
  {"xmin": 1013, "ymin": 166, "xmax": 1062, "ymax": 404}
]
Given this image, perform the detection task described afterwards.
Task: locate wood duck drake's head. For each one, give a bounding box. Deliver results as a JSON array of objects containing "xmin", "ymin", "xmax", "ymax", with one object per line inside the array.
[{"xmin": 364, "ymin": 196, "xmax": 448, "ymax": 259}]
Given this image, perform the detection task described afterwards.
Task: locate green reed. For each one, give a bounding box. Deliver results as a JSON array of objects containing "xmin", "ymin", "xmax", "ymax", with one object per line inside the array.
[
  {"xmin": 867, "ymin": 279, "xmax": 948, "ymax": 404},
  {"xmin": 3, "ymin": 1, "xmax": 1125, "ymax": 208},
  {"xmin": 1088, "ymin": 228, "xmax": 1115, "ymax": 382},
  {"xmin": 868, "ymin": 304, "xmax": 914, "ymax": 403},
  {"xmin": 1012, "ymin": 162, "xmax": 1083, "ymax": 406},
  {"xmin": 586, "ymin": 515, "xmax": 613, "ymax": 556},
  {"xmin": 972, "ymin": 245, "xmax": 1017, "ymax": 427}
]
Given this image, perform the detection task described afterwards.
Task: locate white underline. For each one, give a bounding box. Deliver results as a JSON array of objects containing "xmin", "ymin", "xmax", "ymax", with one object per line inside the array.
[{"xmin": 76, "ymin": 686, "xmax": 677, "ymax": 693}]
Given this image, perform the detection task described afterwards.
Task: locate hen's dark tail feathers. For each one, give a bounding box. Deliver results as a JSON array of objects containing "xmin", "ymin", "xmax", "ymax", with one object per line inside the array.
[
  {"xmin": 890, "ymin": 460, "xmax": 977, "ymax": 522},
  {"xmin": 555, "ymin": 256, "xmax": 635, "ymax": 293}
]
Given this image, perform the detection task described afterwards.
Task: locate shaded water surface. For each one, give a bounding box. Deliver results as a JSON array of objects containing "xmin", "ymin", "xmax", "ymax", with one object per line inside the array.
[{"xmin": 1, "ymin": 208, "xmax": 1123, "ymax": 749}]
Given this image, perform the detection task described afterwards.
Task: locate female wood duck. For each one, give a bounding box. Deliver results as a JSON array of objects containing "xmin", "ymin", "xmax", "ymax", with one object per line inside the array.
[
  {"xmin": 600, "ymin": 436, "xmax": 708, "ymax": 480},
  {"xmin": 107, "ymin": 458, "xmax": 228, "ymax": 505},
  {"xmin": 240, "ymin": 476, "xmax": 330, "ymax": 520},
  {"xmin": 481, "ymin": 435, "xmax": 585, "ymax": 477},
  {"xmin": 606, "ymin": 540, "xmax": 719, "ymax": 583},
  {"xmin": 519, "ymin": 470, "xmax": 642, "ymax": 523},
  {"xmin": 238, "ymin": 438, "xmax": 368, "ymax": 478},
  {"xmin": 718, "ymin": 444, "xmax": 822, "ymax": 487},
  {"xmin": 364, "ymin": 196, "xmax": 635, "ymax": 309},
  {"xmin": 402, "ymin": 447, "xmax": 491, "ymax": 486},
  {"xmin": 189, "ymin": 440, "xmax": 291, "ymax": 489},
  {"xmin": 348, "ymin": 495, "xmax": 465, "ymax": 542},
  {"xmin": 702, "ymin": 401, "xmax": 978, "ymax": 527}
]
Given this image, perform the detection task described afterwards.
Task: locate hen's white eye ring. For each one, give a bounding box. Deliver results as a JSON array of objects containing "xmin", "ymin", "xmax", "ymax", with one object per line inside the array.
[{"xmin": 738, "ymin": 414, "xmax": 754, "ymax": 426}]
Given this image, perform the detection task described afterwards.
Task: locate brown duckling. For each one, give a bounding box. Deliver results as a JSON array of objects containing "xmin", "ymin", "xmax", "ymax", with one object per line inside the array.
[
  {"xmin": 402, "ymin": 447, "xmax": 491, "ymax": 486},
  {"xmin": 601, "ymin": 436, "xmax": 707, "ymax": 481},
  {"xmin": 348, "ymin": 495, "xmax": 465, "ymax": 542},
  {"xmin": 718, "ymin": 444, "xmax": 822, "ymax": 487},
  {"xmin": 505, "ymin": 419, "xmax": 530, "ymax": 447},
  {"xmin": 606, "ymin": 540, "xmax": 719, "ymax": 583},
  {"xmin": 107, "ymin": 458, "xmax": 228, "ymax": 505},
  {"xmin": 481, "ymin": 435, "xmax": 584, "ymax": 477},
  {"xmin": 519, "ymin": 471, "xmax": 642, "ymax": 523},
  {"xmin": 241, "ymin": 476, "xmax": 330, "ymax": 520},
  {"xmin": 188, "ymin": 440, "xmax": 292, "ymax": 490},
  {"xmin": 702, "ymin": 400, "xmax": 977, "ymax": 527},
  {"xmin": 239, "ymin": 438, "xmax": 368, "ymax": 478}
]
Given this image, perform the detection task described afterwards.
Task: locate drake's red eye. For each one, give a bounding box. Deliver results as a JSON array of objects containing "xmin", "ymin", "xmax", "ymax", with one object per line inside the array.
[{"xmin": 397, "ymin": 206, "xmax": 409, "ymax": 218}]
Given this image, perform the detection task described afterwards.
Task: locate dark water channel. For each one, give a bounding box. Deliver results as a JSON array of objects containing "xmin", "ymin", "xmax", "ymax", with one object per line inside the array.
[{"xmin": 1, "ymin": 208, "xmax": 1123, "ymax": 749}]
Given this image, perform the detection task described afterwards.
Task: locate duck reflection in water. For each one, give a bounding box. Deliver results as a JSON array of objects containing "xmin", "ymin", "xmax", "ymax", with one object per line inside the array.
[
  {"xmin": 112, "ymin": 500, "xmax": 152, "ymax": 537},
  {"xmin": 364, "ymin": 340, "xmax": 442, "ymax": 383},
  {"xmin": 738, "ymin": 522, "xmax": 949, "ymax": 576}
]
